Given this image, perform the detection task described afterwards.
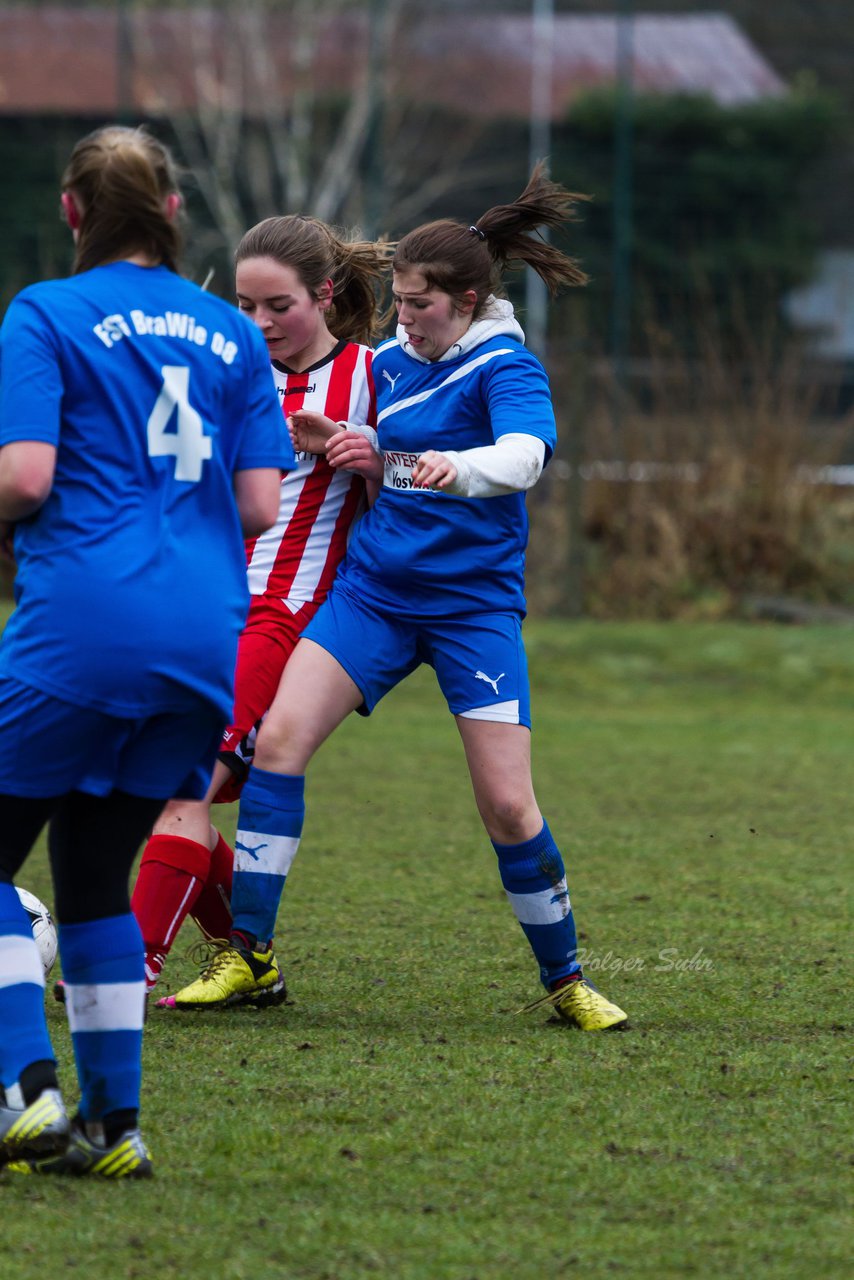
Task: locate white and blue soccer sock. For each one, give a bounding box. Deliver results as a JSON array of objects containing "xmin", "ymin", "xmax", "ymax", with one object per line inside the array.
[
  {"xmin": 230, "ymin": 768, "xmax": 304, "ymax": 950},
  {"xmin": 60, "ymin": 913, "xmax": 146, "ymax": 1125},
  {"xmin": 492, "ymin": 821, "xmax": 582, "ymax": 989},
  {"xmin": 0, "ymin": 882, "xmax": 54, "ymax": 1098}
]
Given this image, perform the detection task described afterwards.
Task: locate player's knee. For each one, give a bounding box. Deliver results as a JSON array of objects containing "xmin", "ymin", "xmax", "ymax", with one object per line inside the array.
[
  {"xmin": 252, "ymin": 715, "xmax": 307, "ymax": 774},
  {"xmin": 253, "ymin": 741, "xmax": 311, "ymax": 773},
  {"xmin": 151, "ymin": 797, "xmax": 204, "ymax": 838},
  {"xmin": 479, "ymin": 793, "xmax": 539, "ymax": 845}
]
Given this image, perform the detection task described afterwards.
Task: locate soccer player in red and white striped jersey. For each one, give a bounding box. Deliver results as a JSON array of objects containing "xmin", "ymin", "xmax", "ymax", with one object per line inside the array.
[
  {"xmin": 127, "ymin": 217, "xmax": 388, "ymax": 1003},
  {"xmin": 246, "ymin": 337, "xmax": 372, "ymax": 607}
]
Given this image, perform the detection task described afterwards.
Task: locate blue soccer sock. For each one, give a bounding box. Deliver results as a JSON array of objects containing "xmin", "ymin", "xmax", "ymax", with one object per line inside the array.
[
  {"xmin": 492, "ymin": 820, "xmax": 582, "ymax": 989},
  {"xmin": 231, "ymin": 768, "xmax": 304, "ymax": 948},
  {"xmin": 0, "ymin": 882, "xmax": 54, "ymax": 1096},
  {"xmin": 60, "ymin": 913, "xmax": 146, "ymax": 1124}
]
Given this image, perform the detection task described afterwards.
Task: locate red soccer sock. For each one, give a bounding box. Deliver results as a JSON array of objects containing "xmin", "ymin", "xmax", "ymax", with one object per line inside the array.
[
  {"xmin": 190, "ymin": 829, "xmax": 235, "ymax": 942},
  {"xmin": 131, "ymin": 834, "xmax": 213, "ymax": 988}
]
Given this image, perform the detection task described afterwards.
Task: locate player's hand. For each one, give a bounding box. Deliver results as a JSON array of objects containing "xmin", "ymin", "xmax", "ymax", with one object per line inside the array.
[
  {"xmin": 411, "ymin": 450, "xmax": 458, "ymax": 491},
  {"xmin": 326, "ymin": 429, "xmax": 384, "ymax": 483},
  {"xmin": 288, "ymin": 410, "xmax": 341, "ymax": 455}
]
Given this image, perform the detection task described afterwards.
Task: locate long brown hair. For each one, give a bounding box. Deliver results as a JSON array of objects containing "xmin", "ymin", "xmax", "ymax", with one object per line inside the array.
[
  {"xmin": 392, "ymin": 163, "xmax": 589, "ymax": 318},
  {"xmin": 235, "ymin": 216, "xmax": 392, "ymax": 346},
  {"xmin": 62, "ymin": 125, "xmax": 182, "ymax": 275}
]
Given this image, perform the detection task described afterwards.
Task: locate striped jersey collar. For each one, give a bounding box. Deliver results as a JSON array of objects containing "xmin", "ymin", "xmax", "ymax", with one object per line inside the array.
[{"xmin": 271, "ymin": 337, "xmax": 348, "ymax": 376}]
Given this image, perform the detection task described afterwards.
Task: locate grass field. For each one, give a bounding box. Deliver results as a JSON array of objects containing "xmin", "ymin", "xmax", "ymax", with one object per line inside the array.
[{"xmin": 1, "ymin": 618, "xmax": 851, "ymax": 1279}]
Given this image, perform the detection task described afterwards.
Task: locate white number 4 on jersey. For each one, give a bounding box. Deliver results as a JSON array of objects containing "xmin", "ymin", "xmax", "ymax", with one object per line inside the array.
[{"xmin": 147, "ymin": 365, "xmax": 212, "ymax": 482}]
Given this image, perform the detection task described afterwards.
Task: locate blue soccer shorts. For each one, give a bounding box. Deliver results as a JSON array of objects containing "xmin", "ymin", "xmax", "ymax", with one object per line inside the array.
[
  {"xmin": 301, "ymin": 583, "xmax": 532, "ymax": 726},
  {"xmin": 0, "ymin": 676, "xmax": 225, "ymax": 800}
]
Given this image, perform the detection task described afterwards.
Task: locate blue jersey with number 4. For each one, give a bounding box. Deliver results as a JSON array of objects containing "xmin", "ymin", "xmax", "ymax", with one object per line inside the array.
[{"xmin": 0, "ymin": 261, "xmax": 293, "ymax": 717}]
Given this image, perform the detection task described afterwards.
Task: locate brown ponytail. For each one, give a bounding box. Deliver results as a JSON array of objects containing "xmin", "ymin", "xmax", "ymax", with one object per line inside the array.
[
  {"xmin": 62, "ymin": 125, "xmax": 182, "ymax": 275},
  {"xmin": 393, "ymin": 162, "xmax": 589, "ymax": 317},
  {"xmin": 235, "ymin": 216, "xmax": 392, "ymax": 346}
]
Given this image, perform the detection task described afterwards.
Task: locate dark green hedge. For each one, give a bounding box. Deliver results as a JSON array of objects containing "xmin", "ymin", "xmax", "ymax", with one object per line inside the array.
[{"xmin": 551, "ymin": 84, "xmax": 843, "ymax": 350}]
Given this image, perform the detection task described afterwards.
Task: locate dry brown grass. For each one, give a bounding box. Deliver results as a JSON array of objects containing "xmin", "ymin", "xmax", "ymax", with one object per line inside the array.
[{"xmin": 527, "ymin": 323, "xmax": 853, "ymax": 618}]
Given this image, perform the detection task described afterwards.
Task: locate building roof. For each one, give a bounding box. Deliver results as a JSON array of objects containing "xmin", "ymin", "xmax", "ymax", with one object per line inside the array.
[
  {"xmin": 407, "ymin": 13, "xmax": 786, "ymax": 116},
  {"xmin": 0, "ymin": 7, "xmax": 786, "ymax": 119}
]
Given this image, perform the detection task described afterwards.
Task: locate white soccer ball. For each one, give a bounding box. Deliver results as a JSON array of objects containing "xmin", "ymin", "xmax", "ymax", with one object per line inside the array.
[{"xmin": 16, "ymin": 888, "xmax": 58, "ymax": 978}]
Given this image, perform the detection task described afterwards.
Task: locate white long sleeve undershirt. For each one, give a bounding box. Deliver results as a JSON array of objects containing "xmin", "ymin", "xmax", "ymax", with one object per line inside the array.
[
  {"xmin": 339, "ymin": 425, "xmax": 546, "ymax": 497},
  {"xmin": 437, "ymin": 433, "xmax": 546, "ymax": 498}
]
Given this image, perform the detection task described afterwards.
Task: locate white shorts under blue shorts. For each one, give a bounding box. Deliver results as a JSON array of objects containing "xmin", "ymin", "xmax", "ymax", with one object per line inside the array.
[
  {"xmin": 302, "ymin": 582, "xmax": 532, "ymax": 727},
  {"xmin": 0, "ymin": 676, "xmax": 225, "ymax": 800}
]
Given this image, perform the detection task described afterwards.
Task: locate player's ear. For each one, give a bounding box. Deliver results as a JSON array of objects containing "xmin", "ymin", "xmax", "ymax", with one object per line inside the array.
[
  {"xmin": 456, "ymin": 289, "xmax": 477, "ymax": 316},
  {"xmin": 316, "ymin": 279, "xmax": 334, "ymax": 310},
  {"xmin": 60, "ymin": 191, "xmax": 81, "ymax": 232},
  {"xmin": 164, "ymin": 193, "xmax": 182, "ymax": 221}
]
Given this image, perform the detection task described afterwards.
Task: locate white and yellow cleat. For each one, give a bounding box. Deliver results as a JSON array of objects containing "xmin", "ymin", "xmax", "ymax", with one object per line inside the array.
[
  {"xmin": 155, "ymin": 939, "xmax": 286, "ymax": 1011},
  {"xmin": 9, "ymin": 1119, "xmax": 152, "ymax": 1178},
  {"xmin": 521, "ymin": 977, "xmax": 629, "ymax": 1031},
  {"xmin": 0, "ymin": 1087, "xmax": 70, "ymax": 1166}
]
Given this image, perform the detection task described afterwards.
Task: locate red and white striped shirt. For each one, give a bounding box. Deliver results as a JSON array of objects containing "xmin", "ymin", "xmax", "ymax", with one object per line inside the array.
[{"xmin": 245, "ymin": 340, "xmax": 375, "ymax": 608}]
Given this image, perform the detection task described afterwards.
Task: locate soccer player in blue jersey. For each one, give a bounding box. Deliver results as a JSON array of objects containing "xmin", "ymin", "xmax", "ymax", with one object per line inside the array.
[
  {"xmin": 177, "ymin": 164, "xmax": 629, "ymax": 1030},
  {"xmin": 0, "ymin": 125, "xmax": 291, "ymax": 1177}
]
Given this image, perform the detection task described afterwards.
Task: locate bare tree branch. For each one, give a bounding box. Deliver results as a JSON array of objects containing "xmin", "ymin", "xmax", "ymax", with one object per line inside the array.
[{"xmin": 133, "ymin": 1, "xmax": 495, "ymax": 261}]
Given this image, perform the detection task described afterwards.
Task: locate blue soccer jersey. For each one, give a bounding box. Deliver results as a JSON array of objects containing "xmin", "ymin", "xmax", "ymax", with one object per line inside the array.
[
  {"xmin": 337, "ymin": 320, "xmax": 557, "ymax": 617},
  {"xmin": 0, "ymin": 261, "xmax": 294, "ymax": 718}
]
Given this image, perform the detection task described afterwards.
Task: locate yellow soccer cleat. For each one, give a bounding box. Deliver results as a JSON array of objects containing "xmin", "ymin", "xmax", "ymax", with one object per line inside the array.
[
  {"xmin": 154, "ymin": 939, "xmax": 287, "ymax": 1010},
  {"xmin": 521, "ymin": 977, "xmax": 629, "ymax": 1031}
]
